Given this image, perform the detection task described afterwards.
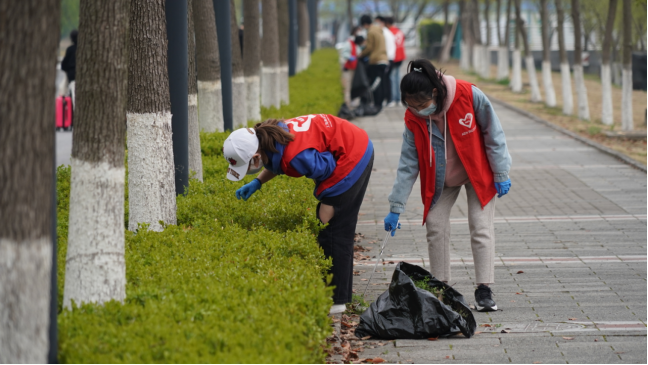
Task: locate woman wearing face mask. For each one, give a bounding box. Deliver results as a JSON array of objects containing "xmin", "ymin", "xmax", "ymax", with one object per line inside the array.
[
  {"xmin": 224, "ymin": 115, "xmax": 374, "ymax": 314},
  {"xmin": 384, "ymin": 59, "xmax": 512, "ymax": 312}
]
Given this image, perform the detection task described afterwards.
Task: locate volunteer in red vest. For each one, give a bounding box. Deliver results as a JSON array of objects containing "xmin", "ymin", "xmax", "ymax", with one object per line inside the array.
[
  {"xmin": 386, "ymin": 17, "xmax": 406, "ymax": 107},
  {"xmin": 384, "ymin": 59, "xmax": 512, "ymax": 312},
  {"xmin": 339, "ymin": 33, "xmax": 365, "ymax": 108},
  {"xmin": 224, "ymin": 114, "xmax": 374, "ymax": 315}
]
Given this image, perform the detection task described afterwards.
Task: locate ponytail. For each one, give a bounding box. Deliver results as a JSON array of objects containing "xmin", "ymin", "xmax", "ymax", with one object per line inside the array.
[
  {"xmin": 399, "ymin": 59, "xmax": 447, "ymax": 115},
  {"xmin": 254, "ymin": 119, "xmax": 295, "ymax": 164}
]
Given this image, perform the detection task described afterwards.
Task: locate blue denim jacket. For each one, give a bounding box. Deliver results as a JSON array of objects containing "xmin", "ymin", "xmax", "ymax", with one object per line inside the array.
[{"xmin": 388, "ymin": 86, "xmax": 512, "ymax": 214}]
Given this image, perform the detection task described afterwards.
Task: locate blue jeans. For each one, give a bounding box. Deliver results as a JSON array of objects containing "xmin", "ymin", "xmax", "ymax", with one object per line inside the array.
[{"xmin": 390, "ymin": 61, "xmax": 402, "ymax": 102}]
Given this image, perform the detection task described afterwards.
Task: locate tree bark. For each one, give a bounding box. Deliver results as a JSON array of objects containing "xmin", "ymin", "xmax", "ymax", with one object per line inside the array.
[
  {"xmin": 556, "ymin": 0, "xmax": 573, "ymax": 115},
  {"xmin": 496, "ymin": 0, "xmax": 502, "ymax": 45},
  {"xmin": 0, "ymin": 0, "xmax": 58, "ymax": 362},
  {"xmin": 600, "ymin": 0, "xmax": 618, "ymax": 125},
  {"xmin": 261, "ymin": 0, "xmax": 281, "ymax": 108},
  {"xmin": 187, "ymin": 0, "xmax": 203, "ymax": 181},
  {"xmin": 621, "ymin": 0, "xmax": 633, "ymax": 130},
  {"xmin": 347, "ymin": 0, "xmax": 353, "ymax": 28},
  {"xmin": 571, "ymin": 0, "xmax": 590, "ymax": 120},
  {"xmin": 459, "ymin": 0, "xmax": 472, "ymax": 71},
  {"xmin": 482, "ymin": 0, "xmax": 492, "ymax": 78},
  {"xmin": 193, "ymin": 0, "xmax": 224, "ymax": 132},
  {"xmin": 516, "ymin": 0, "xmax": 541, "ymax": 101},
  {"xmin": 230, "ymin": 0, "xmax": 247, "ymax": 127},
  {"xmin": 540, "ymin": 0, "xmax": 557, "ymax": 107},
  {"xmin": 243, "ymin": 0, "xmax": 261, "ymax": 122},
  {"xmin": 126, "ymin": 0, "xmax": 177, "ymax": 233},
  {"xmin": 297, "ymin": 0, "xmax": 310, "ymax": 72},
  {"xmin": 497, "ymin": 0, "xmax": 512, "ymax": 80},
  {"xmin": 278, "ymin": 0, "xmax": 290, "ymax": 104},
  {"xmin": 470, "ymin": 0, "xmax": 482, "ymax": 72}
]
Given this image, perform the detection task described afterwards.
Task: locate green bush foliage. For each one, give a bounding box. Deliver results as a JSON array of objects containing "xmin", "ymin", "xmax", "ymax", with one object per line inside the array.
[{"xmin": 57, "ymin": 49, "xmax": 342, "ymax": 363}]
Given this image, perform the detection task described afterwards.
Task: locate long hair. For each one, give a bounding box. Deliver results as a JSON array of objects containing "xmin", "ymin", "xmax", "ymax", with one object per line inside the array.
[
  {"xmin": 254, "ymin": 119, "xmax": 295, "ymax": 164},
  {"xmin": 400, "ymin": 59, "xmax": 447, "ymax": 115}
]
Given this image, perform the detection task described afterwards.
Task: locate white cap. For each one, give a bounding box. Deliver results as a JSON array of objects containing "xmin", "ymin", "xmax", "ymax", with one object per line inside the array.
[{"xmin": 223, "ymin": 128, "xmax": 259, "ymax": 181}]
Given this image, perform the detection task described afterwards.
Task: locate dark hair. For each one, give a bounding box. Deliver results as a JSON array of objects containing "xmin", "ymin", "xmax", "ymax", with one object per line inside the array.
[
  {"xmin": 70, "ymin": 29, "xmax": 78, "ymax": 45},
  {"xmin": 360, "ymin": 15, "xmax": 372, "ymax": 25},
  {"xmin": 375, "ymin": 15, "xmax": 386, "ymax": 22},
  {"xmin": 354, "ymin": 35, "xmax": 365, "ymax": 45},
  {"xmin": 400, "ymin": 59, "xmax": 447, "ymax": 115},
  {"xmin": 385, "ymin": 17, "xmax": 394, "ymax": 26},
  {"xmin": 350, "ymin": 26, "xmax": 361, "ymax": 36},
  {"xmin": 254, "ymin": 119, "xmax": 295, "ymax": 164}
]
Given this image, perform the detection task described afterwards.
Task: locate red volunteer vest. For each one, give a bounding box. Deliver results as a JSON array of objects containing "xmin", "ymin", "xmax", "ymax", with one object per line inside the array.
[
  {"xmin": 344, "ymin": 40, "xmax": 358, "ymax": 70},
  {"xmin": 404, "ymin": 79, "xmax": 497, "ymax": 224},
  {"xmin": 390, "ymin": 26, "xmax": 406, "ymax": 63},
  {"xmin": 280, "ymin": 114, "xmax": 369, "ymax": 197}
]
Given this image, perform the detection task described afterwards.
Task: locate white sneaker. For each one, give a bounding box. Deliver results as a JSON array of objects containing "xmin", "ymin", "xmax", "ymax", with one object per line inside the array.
[
  {"xmin": 386, "ymin": 101, "xmax": 397, "ymax": 108},
  {"xmin": 329, "ymin": 304, "xmax": 346, "ymax": 314}
]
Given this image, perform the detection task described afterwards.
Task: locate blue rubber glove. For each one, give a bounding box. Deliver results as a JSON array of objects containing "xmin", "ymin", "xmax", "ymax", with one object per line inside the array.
[
  {"xmin": 236, "ymin": 179, "xmax": 262, "ymax": 201},
  {"xmin": 494, "ymin": 179, "xmax": 511, "ymax": 198},
  {"xmin": 384, "ymin": 212, "xmax": 401, "ymax": 237},
  {"xmin": 348, "ymin": 56, "xmax": 357, "ymax": 61}
]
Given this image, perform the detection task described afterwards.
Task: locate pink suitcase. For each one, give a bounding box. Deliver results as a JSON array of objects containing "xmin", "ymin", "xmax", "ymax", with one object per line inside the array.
[{"xmin": 55, "ymin": 96, "xmax": 73, "ymax": 131}]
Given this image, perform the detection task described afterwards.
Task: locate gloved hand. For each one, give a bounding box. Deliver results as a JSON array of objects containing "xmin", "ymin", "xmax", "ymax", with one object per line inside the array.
[
  {"xmin": 384, "ymin": 212, "xmax": 401, "ymax": 237},
  {"xmin": 494, "ymin": 179, "xmax": 511, "ymax": 198},
  {"xmin": 348, "ymin": 56, "xmax": 357, "ymax": 62},
  {"xmin": 236, "ymin": 179, "xmax": 261, "ymax": 201}
]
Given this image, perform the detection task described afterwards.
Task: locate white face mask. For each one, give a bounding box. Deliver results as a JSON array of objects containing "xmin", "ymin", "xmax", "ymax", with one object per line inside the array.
[{"xmin": 246, "ymin": 158, "xmax": 263, "ymax": 175}]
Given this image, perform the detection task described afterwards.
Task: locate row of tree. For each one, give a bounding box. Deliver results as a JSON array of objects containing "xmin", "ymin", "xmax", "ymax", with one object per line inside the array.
[{"xmin": 449, "ymin": 0, "xmax": 639, "ymax": 131}]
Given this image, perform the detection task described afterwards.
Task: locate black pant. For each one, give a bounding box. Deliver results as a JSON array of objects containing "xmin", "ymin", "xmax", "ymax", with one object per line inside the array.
[
  {"xmin": 317, "ymin": 152, "xmax": 374, "ymax": 304},
  {"xmin": 366, "ymin": 64, "xmax": 387, "ymax": 108},
  {"xmin": 383, "ymin": 62, "xmax": 392, "ymax": 104}
]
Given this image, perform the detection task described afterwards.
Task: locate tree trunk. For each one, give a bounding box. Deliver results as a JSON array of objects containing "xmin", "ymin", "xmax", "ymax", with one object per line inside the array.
[
  {"xmin": 230, "ymin": 0, "xmax": 247, "ymax": 127},
  {"xmin": 347, "ymin": 0, "xmax": 353, "ymax": 28},
  {"xmin": 64, "ymin": 0, "xmax": 129, "ymax": 309},
  {"xmin": 244, "ymin": 0, "xmax": 261, "ymax": 122},
  {"xmin": 621, "ymin": 0, "xmax": 633, "ymax": 130},
  {"xmin": 496, "ymin": 0, "xmax": 502, "ymax": 45},
  {"xmin": 600, "ymin": 0, "xmax": 618, "ymax": 125},
  {"xmin": 297, "ymin": 0, "xmax": 310, "ymax": 72},
  {"xmin": 0, "ymin": 0, "xmax": 58, "ymax": 362},
  {"xmin": 127, "ymin": 0, "xmax": 177, "ymax": 233},
  {"xmin": 516, "ymin": 0, "xmax": 541, "ymax": 101},
  {"xmin": 443, "ymin": 0, "xmax": 451, "ymax": 41},
  {"xmin": 188, "ymin": 0, "xmax": 203, "ymax": 181},
  {"xmin": 193, "ymin": 0, "xmax": 223, "ymax": 132},
  {"xmin": 571, "ymin": 0, "xmax": 590, "ymax": 120},
  {"xmin": 470, "ymin": 0, "xmax": 482, "ymax": 72},
  {"xmin": 497, "ymin": 0, "xmax": 512, "ymax": 81},
  {"xmin": 482, "ymin": 0, "xmax": 491, "ymax": 78},
  {"xmin": 459, "ymin": 0, "xmax": 472, "ymax": 71},
  {"xmin": 556, "ymin": 0, "xmax": 573, "ymax": 115},
  {"xmin": 540, "ymin": 0, "xmax": 557, "ymax": 107},
  {"xmin": 278, "ymin": 0, "xmax": 290, "ymax": 104},
  {"xmin": 261, "ymin": 0, "xmax": 281, "ymax": 108}
]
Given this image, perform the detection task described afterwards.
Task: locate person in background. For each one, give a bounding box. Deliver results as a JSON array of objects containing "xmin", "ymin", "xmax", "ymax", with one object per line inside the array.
[
  {"xmin": 374, "ymin": 16, "xmax": 396, "ymax": 107},
  {"xmin": 61, "ymin": 29, "xmax": 77, "ymax": 110},
  {"xmin": 336, "ymin": 30, "xmax": 365, "ymax": 109},
  {"xmin": 358, "ymin": 15, "xmax": 388, "ymax": 110},
  {"xmin": 386, "ymin": 17, "xmax": 406, "ymax": 107}
]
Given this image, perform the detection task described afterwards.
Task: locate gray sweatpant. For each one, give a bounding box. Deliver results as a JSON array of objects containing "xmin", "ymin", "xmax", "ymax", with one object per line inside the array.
[{"xmin": 425, "ymin": 182, "xmax": 496, "ymax": 284}]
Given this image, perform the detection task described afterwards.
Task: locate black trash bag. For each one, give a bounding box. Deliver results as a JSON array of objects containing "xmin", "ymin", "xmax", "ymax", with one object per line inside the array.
[
  {"xmin": 355, "ymin": 262, "xmax": 477, "ymax": 339},
  {"xmin": 351, "ymin": 60, "xmax": 371, "ymax": 100},
  {"xmin": 338, "ymin": 102, "xmax": 355, "ymax": 120}
]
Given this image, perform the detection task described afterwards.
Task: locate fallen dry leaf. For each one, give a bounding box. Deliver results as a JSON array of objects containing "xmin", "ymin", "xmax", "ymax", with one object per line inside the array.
[
  {"xmin": 568, "ymin": 318, "xmax": 577, "ymax": 320},
  {"xmin": 341, "ymin": 341, "xmax": 350, "ymax": 349},
  {"xmin": 515, "ymin": 292, "xmax": 522, "ymax": 295},
  {"xmin": 594, "ymin": 339, "xmax": 598, "ymax": 342},
  {"xmin": 342, "ymin": 322, "xmax": 354, "ymax": 328},
  {"xmin": 360, "ymin": 279, "xmax": 368, "ymax": 281},
  {"xmin": 501, "ymin": 329, "xmax": 510, "ymax": 333},
  {"xmin": 517, "ymin": 270, "xmax": 524, "ymax": 274},
  {"xmin": 445, "ymin": 356, "xmax": 450, "ymax": 359},
  {"xmin": 474, "ymin": 331, "xmax": 482, "ymax": 335},
  {"xmin": 562, "ymin": 337, "xmax": 574, "ymax": 340},
  {"xmin": 361, "ymin": 335, "xmax": 372, "ymax": 340},
  {"xmin": 347, "ymin": 351, "xmax": 359, "ymax": 360},
  {"xmin": 369, "ymin": 357, "xmax": 385, "ymax": 364},
  {"xmin": 427, "ymin": 337, "xmax": 439, "ymax": 341},
  {"xmin": 481, "ymin": 324, "xmax": 493, "ymax": 327}
]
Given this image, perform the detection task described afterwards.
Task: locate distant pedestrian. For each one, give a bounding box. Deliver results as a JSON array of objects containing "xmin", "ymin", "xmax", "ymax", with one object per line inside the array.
[
  {"xmin": 384, "ymin": 59, "xmax": 512, "ymax": 312},
  {"xmin": 386, "ymin": 17, "xmax": 406, "ymax": 106},
  {"xmin": 336, "ymin": 27, "xmax": 365, "ymax": 108},
  {"xmin": 357, "ymin": 15, "xmax": 388, "ymax": 109},
  {"xmin": 374, "ymin": 16, "xmax": 395, "ymax": 106},
  {"xmin": 61, "ymin": 29, "xmax": 77, "ymax": 109}
]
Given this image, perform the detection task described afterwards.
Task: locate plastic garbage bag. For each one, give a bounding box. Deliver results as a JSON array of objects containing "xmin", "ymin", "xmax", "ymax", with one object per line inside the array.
[{"xmin": 355, "ymin": 262, "xmax": 477, "ymax": 339}]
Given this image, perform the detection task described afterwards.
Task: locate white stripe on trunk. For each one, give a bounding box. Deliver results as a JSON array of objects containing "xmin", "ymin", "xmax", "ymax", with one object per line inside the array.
[
  {"xmin": 64, "ymin": 158, "xmax": 126, "ymax": 308},
  {"xmin": 510, "ymin": 49, "xmax": 522, "ymax": 93},
  {"xmin": 188, "ymin": 93, "xmax": 203, "ymax": 182},
  {"xmin": 601, "ymin": 64, "xmax": 613, "ymax": 125},
  {"xmin": 482, "ymin": 46, "xmax": 491, "ymax": 79},
  {"xmin": 621, "ymin": 69, "xmax": 634, "ymax": 131},
  {"xmin": 542, "ymin": 60, "xmax": 557, "ymax": 107},
  {"xmin": 560, "ymin": 62, "xmax": 573, "ymax": 115},
  {"xmin": 496, "ymin": 47, "xmax": 509, "ymax": 81},
  {"xmin": 261, "ymin": 66, "xmax": 280, "ymax": 108},
  {"xmin": 297, "ymin": 46, "xmax": 308, "ymax": 72},
  {"xmin": 472, "ymin": 44, "xmax": 481, "ymax": 73},
  {"xmin": 573, "ymin": 65, "xmax": 590, "ymax": 121},
  {"xmin": 0, "ymin": 237, "xmax": 52, "ymax": 363},
  {"xmin": 245, "ymin": 75, "xmax": 261, "ymax": 122},
  {"xmin": 197, "ymin": 80, "xmax": 224, "ymax": 132},
  {"xmin": 525, "ymin": 56, "xmax": 542, "ymax": 102},
  {"xmin": 232, "ymin": 76, "xmax": 247, "ymax": 128},
  {"xmin": 305, "ymin": 41, "xmax": 311, "ymax": 68},
  {"xmin": 126, "ymin": 111, "xmax": 177, "ymax": 232},
  {"xmin": 279, "ymin": 65, "xmax": 289, "ymax": 105},
  {"xmin": 460, "ymin": 42, "xmax": 470, "ymax": 71}
]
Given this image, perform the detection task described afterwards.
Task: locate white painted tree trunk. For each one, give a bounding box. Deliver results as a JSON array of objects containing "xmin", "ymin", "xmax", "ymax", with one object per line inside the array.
[
  {"xmin": 621, "ymin": 69, "xmax": 634, "ymax": 131},
  {"xmin": 560, "ymin": 62, "xmax": 573, "ymax": 115},
  {"xmin": 279, "ymin": 65, "xmax": 289, "ymax": 105},
  {"xmin": 197, "ymin": 80, "xmax": 223, "ymax": 132},
  {"xmin": 541, "ymin": 61, "xmax": 557, "ymax": 107},
  {"xmin": 460, "ymin": 42, "xmax": 470, "ymax": 71},
  {"xmin": 496, "ymin": 46, "xmax": 509, "ymax": 81},
  {"xmin": 573, "ymin": 65, "xmax": 590, "ymax": 120},
  {"xmin": 601, "ymin": 64, "xmax": 614, "ymax": 125},
  {"xmin": 126, "ymin": 112, "xmax": 177, "ymax": 232},
  {"xmin": 472, "ymin": 44, "xmax": 482, "ymax": 73},
  {"xmin": 482, "ymin": 46, "xmax": 491, "ymax": 79},
  {"xmin": 525, "ymin": 56, "xmax": 542, "ymax": 102},
  {"xmin": 261, "ymin": 66, "xmax": 281, "ymax": 108},
  {"xmin": 187, "ymin": 93, "xmax": 203, "ymax": 181},
  {"xmin": 232, "ymin": 76, "xmax": 247, "ymax": 128},
  {"xmin": 0, "ymin": 237, "xmax": 52, "ymax": 363},
  {"xmin": 511, "ymin": 49, "xmax": 522, "ymax": 92},
  {"xmin": 245, "ymin": 75, "xmax": 261, "ymax": 122},
  {"xmin": 297, "ymin": 46, "xmax": 308, "ymax": 72},
  {"xmin": 64, "ymin": 158, "xmax": 126, "ymax": 308},
  {"xmin": 305, "ymin": 41, "xmax": 311, "ymax": 68}
]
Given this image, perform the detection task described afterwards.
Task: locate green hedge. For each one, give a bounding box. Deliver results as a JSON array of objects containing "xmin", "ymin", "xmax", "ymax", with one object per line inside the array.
[{"xmin": 56, "ymin": 49, "xmax": 342, "ymax": 363}]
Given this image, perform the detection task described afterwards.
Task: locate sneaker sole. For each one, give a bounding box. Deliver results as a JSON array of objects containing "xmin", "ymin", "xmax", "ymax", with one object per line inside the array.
[{"xmin": 475, "ymin": 303, "xmax": 498, "ymax": 312}]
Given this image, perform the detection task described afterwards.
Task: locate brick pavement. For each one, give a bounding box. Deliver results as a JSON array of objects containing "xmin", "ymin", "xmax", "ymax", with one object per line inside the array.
[{"xmin": 347, "ymin": 101, "xmax": 647, "ymax": 364}]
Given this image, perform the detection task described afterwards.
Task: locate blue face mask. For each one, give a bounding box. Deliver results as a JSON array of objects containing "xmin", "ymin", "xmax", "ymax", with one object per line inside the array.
[{"xmin": 410, "ymin": 102, "xmax": 437, "ymax": 117}]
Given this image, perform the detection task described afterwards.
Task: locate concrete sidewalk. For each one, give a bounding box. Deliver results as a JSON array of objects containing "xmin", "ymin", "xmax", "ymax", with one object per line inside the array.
[{"xmin": 349, "ymin": 101, "xmax": 647, "ymax": 364}]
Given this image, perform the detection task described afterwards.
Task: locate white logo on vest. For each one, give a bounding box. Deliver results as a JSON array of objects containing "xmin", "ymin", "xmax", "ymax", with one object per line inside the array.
[{"xmin": 458, "ymin": 113, "xmax": 473, "ymax": 128}]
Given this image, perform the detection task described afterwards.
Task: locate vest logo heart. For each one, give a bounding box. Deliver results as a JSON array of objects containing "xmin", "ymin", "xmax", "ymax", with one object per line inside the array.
[{"xmin": 458, "ymin": 113, "xmax": 473, "ymax": 128}]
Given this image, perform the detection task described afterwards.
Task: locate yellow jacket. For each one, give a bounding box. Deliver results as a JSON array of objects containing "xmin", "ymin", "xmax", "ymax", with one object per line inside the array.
[{"xmin": 358, "ymin": 25, "xmax": 388, "ymax": 65}]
